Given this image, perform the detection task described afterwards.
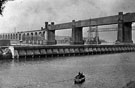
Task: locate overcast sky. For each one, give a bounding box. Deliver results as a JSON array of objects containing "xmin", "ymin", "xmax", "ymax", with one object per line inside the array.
[{"xmin": 0, "ymin": 0, "xmax": 135, "ymax": 42}]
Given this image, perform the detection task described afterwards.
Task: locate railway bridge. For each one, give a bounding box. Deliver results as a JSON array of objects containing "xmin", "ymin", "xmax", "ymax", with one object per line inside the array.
[
  {"xmin": 0, "ymin": 12, "xmax": 135, "ymax": 45},
  {"xmin": 0, "ymin": 12, "xmax": 135, "ymax": 59}
]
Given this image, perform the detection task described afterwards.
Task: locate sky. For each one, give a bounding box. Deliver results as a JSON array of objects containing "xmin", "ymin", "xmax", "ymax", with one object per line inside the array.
[{"xmin": 0, "ymin": 0, "xmax": 135, "ymax": 42}]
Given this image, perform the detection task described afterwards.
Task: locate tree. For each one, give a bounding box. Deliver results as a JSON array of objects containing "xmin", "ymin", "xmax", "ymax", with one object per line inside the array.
[{"xmin": 0, "ymin": 0, "xmax": 14, "ymax": 15}]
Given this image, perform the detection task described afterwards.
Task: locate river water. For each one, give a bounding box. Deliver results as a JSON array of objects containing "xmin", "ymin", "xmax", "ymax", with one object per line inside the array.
[{"xmin": 0, "ymin": 53, "xmax": 135, "ymax": 88}]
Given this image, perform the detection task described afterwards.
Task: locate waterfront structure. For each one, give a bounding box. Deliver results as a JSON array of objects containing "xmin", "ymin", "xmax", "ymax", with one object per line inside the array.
[
  {"xmin": 0, "ymin": 12, "xmax": 135, "ymax": 59},
  {"xmin": 0, "ymin": 12, "xmax": 134, "ymax": 45}
]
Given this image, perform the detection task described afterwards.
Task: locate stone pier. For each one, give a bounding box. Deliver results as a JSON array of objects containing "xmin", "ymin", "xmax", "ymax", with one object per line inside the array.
[
  {"xmin": 116, "ymin": 12, "xmax": 133, "ymax": 44},
  {"xmin": 70, "ymin": 20, "xmax": 84, "ymax": 44},
  {"xmin": 45, "ymin": 22, "xmax": 56, "ymax": 45}
]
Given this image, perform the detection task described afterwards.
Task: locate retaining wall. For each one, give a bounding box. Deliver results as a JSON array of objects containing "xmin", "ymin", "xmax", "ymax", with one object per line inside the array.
[{"xmin": 13, "ymin": 44, "xmax": 135, "ymax": 59}]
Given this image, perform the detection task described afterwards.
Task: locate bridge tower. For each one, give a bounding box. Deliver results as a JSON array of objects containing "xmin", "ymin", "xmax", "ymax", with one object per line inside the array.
[
  {"xmin": 116, "ymin": 12, "xmax": 133, "ymax": 44},
  {"xmin": 70, "ymin": 20, "xmax": 84, "ymax": 44},
  {"xmin": 44, "ymin": 22, "xmax": 56, "ymax": 45}
]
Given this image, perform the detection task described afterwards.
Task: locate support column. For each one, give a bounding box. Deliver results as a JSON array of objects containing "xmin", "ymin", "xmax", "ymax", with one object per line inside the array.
[
  {"xmin": 70, "ymin": 20, "xmax": 84, "ymax": 44},
  {"xmin": 16, "ymin": 33, "xmax": 19, "ymax": 41},
  {"xmin": 45, "ymin": 22, "xmax": 56, "ymax": 45},
  {"xmin": 18, "ymin": 33, "xmax": 23, "ymax": 44},
  {"xmin": 30, "ymin": 33, "xmax": 33, "ymax": 44},
  {"xmin": 116, "ymin": 12, "xmax": 133, "ymax": 44},
  {"xmin": 116, "ymin": 12, "xmax": 124, "ymax": 43},
  {"xmin": 123, "ymin": 22, "xmax": 133, "ymax": 43}
]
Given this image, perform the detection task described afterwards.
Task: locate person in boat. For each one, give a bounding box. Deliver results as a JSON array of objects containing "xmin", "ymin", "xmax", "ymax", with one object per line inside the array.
[
  {"xmin": 77, "ymin": 72, "xmax": 85, "ymax": 79},
  {"xmin": 74, "ymin": 72, "xmax": 85, "ymax": 84}
]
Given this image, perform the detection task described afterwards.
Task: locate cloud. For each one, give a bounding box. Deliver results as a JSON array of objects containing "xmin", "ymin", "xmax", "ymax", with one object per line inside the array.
[
  {"xmin": 0, "ymin": 0, "xmax": 135, "ymax": 42},
  {"xmin": 0, "ymin": 0, "xmax": 111, "ymax": 33},
  {"xmin": 112, "ymin": 0, "xmax": 135, "ymax": 13}
]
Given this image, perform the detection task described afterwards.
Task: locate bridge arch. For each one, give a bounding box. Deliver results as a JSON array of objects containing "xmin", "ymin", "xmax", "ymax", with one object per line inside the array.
[
  {"xmin": 5, "ymin": 34, "xmax": 7, "ymax": 40},
  {"xmin": 2, "ymin": 34, "xmax": 4, "ymax": 39},
  {"xmin": 30, "ymin": 32, "xmax": 34, "ymax": 44},
  {"xmin": 25, "ymin": 33, "xmax": 30, "ymax": 43},
  {"xmin": 18, "ymin": 33, "xmax": 22, "ymax": 41},
  {"xmin": 22, "ymin": 33, "xmax": 24, "ymax": 41},
  {"xmin": 13, "ymin": 33, "xmax": 15, "ymax": 40},
  {"xmin": 8, "ymin": 34, "xmax": 10, "ymax": 39},
  {"xmin": 11, "ymin": 34, "xmax": 13, "ymax": 40},
  {"xmin": 15, "ymin": 33, "xmax": 18, "ymax": 40},
  {"xmin": 0, "ymin": 35, "xmax": 1, "ymax": 39},
  {"xmin": 38, "ymin": 32, "xmax": 43, "ymax": 44},
  {"xmin": 34, "ymin": 32, "xmax": 38, "ymax": 44}
]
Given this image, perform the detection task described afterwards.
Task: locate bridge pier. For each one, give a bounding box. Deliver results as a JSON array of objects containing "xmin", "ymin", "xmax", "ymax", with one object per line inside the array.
[
  {"xmin": 70, "ymin": 20, "xmax": 84, "ymax": 45},
  {"xmin": 45, "ymin": 22, "xmax": 56, "ymax": 45},
  {"xmin": 123, "ymin": 22, "xmax": 133, "ymax": 43},
  {"xmin": 116, "ymin": 12, "xmax": 133, "ymax": 44}
]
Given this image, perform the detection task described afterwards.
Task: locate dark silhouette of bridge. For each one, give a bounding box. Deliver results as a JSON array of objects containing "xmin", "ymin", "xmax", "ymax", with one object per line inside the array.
[
  {"xmin": 0, "ymin": 12, "xmax": 134, "ymax": 45},
  {"xmin": 0, "ymin": 12, "xmax": 135, "ymax": 59}
]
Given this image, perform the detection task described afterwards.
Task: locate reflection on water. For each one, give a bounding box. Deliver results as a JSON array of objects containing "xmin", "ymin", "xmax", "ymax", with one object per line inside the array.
[{"xmin": 0, "ymin": 53, "xmax": 135, "ymax": 88}]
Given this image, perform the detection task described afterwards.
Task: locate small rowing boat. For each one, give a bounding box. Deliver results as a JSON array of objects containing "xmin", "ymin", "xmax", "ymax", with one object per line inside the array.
[{"xmin": 74, "ymin": 72, "xmax": 85, "ymax": 84}]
